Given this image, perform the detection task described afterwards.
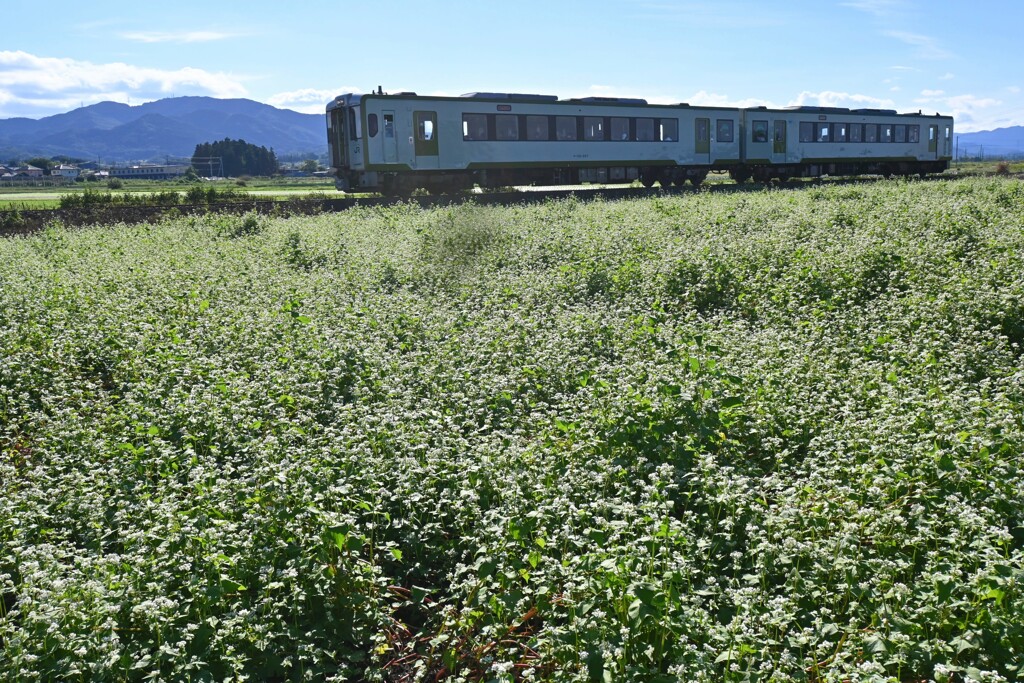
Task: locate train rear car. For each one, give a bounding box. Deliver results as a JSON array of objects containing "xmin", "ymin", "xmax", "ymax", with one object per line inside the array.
[{"xmin": 736, "ymin": 106, "xmax": 953, "ymax": 181}]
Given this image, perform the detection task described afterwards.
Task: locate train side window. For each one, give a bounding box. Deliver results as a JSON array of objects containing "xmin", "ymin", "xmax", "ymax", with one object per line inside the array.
[
  {"xmin": 850, "ymin": 123, "xmax": 863, "ymax": 142},
  {"xmin": 894, "ymin": 125, "xmax": 906, "ymax": 143},
  {"xmin": 635, "ymin": 118, "xmax": 655, "ymax": 141},
  {"xmin": 881, "ymin": 125, "xmax": 893, "ymax": 142},
  {"xmin": 463, "ymin": 114, "xmax": 488, "ymax": 141},
  {"xmin": 944, "ymin": 126, "xmax": 951, "ymax": 141},
  {"xmin": 349, "ymin": 107, "xmax": 362, "ymax": 140},
  {"xmin": 716, "ymin": 119, "xmax": 734, "ymax": 143},
  {"xmin": 556, "ymin": 116, "xmax": 577, "ymax": 140},
  {"xmin": 584, "ymin": 117, "xmax": 605, "ymax": 141},
  {"xmin": 799, "ymin": 122, "xmax": 814, "ymax": 142},
  {"xmin": 834, "ymin": 123, "xmax": 848, "ymax": 142},
  {"xmin": 816, "ymin": 123, "xmax": 831, "ymax": 142},
  {"xmin": 864, "ymin": 124, "xmax": 878, "ymax": 143},
  {"xmin": 752, "ymin": 120, "xmax": 768, "ymax": 143},
  {"xmin": 659, "ymin": 118, "xmax": 678, "ymax": 142},
  {"xmin": 908, "ymin": 125, "xmax": 920, "ymax": 143},
  {"xmin": 417, "ymin": 117, "xmax": 433, "ymax": 141},
  {"xmin": 611, "ymin": 117, "xmax": 630, "ymax": 141},
  {"xmin": 496, "ymin": 114, "xmax": 519, "ymax": 141},
  {"xmin": 526, "ymin": 115, "xmax": 549, "ymax": 141},
  {"xmin": 368, "ymin": 114, "xmax": 379, "ymax": 138}
]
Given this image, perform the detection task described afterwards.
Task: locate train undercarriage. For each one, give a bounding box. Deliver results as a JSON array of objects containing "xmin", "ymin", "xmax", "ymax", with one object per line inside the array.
[{"xmin": 339, "ymin": 159, "xmax": 949, "ymax": 196}]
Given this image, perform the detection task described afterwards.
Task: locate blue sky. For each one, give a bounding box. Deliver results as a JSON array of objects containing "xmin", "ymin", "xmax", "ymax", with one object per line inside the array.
[{"xmin": 1, "ymin": 0, "xmax": 1020, "ymax": 132}]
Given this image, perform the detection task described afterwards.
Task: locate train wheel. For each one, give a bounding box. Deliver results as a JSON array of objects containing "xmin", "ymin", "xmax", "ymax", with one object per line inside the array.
[
  {"xmin": 640, "ymin": 172, "xmax": 657, "ymax": 188},
  {"xmin": 730, "ymin": 168, "xmax": 751, "ymax": 184},
  {"xmin": 690, "ymin": 172, "xmax": 707, "ymax": 187}
]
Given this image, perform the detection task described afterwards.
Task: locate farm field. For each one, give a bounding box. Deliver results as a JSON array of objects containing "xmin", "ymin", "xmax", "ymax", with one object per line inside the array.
[
  {"xmin": 1, "ymin": 178, "xmax": 1022, "ymax": 681},
  {"xmin": 0, "ymin": 177, "xmax": 340, "ymax": 210}
]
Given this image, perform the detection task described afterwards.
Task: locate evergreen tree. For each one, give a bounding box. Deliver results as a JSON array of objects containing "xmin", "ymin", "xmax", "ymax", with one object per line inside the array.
[{"xmin": 191, "ymin": 139, "xmax": 278, "ymax": 177}]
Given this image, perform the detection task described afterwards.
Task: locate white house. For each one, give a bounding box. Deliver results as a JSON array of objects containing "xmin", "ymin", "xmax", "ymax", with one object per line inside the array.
[{"xmin": 51, "ymin": 164, "xmax": 81, "ymax": 179}]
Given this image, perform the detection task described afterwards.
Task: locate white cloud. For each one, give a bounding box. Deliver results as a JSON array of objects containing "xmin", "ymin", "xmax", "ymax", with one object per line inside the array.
[
  {"xmin": 789, "ymin": 90, "xmax": 896, "ymax": 110},
  {"xmin": 1007, "ymin": 86, "xmax": 1021, "ymax": 94},
  {"xmin": 940, "ymin": 72, "xmax": 955, "ymax": 80},
  {"xmin": 0, "ymin": 50, "xmax": 248, "ymax": 118},
  {"xmin": 884, "ymin": 30, "xmax": 953, "ymax": 60},
  {"xmin": 841, "ymin": 0, "xmax": 904, "ymax": 17},
  {"xmin": 925, "ymin": 94, "xmax": 1004, "ymax": 132},
  {"xmin": 921, "ymin": 89, "xmax": 945, "ymax": 97},
  {"xmin": 120, "ymin": 30, "xmax": 241, "ymax": 43},
  {"xmin": 266, "ymin": 87, "xmax": 359, "ymax": 114}
]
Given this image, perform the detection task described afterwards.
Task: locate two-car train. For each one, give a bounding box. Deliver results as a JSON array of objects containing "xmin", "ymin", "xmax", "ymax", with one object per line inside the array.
[{"xmin": 326, "ymin": 88, "xmax": 953, "ymax": 194}]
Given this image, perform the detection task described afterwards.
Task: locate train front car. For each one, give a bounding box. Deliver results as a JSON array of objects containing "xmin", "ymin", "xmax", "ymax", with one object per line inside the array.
[
  {"xmin": 326, "ymin": 90, "xmax": 744, "ymax": 194},
  {"xmin": 326, "ymin": 93, "xmax": 373, "ymax": 192},
  {"xmin": 736, "ymin": 106, "xmax": 953, "ymax": 181}
]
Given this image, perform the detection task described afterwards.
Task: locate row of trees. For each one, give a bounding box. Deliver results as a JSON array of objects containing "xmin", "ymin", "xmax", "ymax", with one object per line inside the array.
[{"xmin": 191, "ymin": 138, "xmax": 278, "ymax": 177}]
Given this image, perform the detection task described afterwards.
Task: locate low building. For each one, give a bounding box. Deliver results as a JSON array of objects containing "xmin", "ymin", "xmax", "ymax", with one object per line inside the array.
[
  {"xmin": 16, "ymin": 164, "xmax": 44, "ymax": 177},
  {"xmin": 108, "ymin": 164, "xmax": 189, "ymax": 180},
  {"xmin": 51, "ymin": 164, "xmax": 81, "ymax": 179}
]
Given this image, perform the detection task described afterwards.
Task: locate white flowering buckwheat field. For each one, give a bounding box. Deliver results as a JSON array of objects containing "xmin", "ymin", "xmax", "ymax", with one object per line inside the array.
[{"xmin": 1, "ymin": 178, "xmax": 1022, "ymax": 682}]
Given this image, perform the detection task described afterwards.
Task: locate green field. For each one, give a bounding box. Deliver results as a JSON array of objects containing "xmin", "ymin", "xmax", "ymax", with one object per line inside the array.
[
  {"xmin": 0, "ymin": 177, "xmax": 340, "ymax": 210},
  {"xmin": 1, "ymin": 178, "xmax": 1022, "ymax": 681}
]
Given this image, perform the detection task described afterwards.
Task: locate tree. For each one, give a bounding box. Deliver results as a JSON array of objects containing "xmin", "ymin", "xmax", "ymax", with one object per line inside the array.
[
  {"xmin": 191, "ymin": 138, "xmax": 278, "ymax": 177},
  {"xmin": 300, "ymin": 159, "xmax": 320, "ymax": 173},
  {"xmin": 25, "ymin": 157, "xmax": 53, "ymax": 172}
]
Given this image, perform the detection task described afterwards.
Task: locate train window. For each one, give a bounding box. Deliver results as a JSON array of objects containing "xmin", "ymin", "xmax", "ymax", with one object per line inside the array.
[
  {"xmin": 816, "ymin": 123, "xmax": 831, "ymax": 142},
  {"xmin": 659, "ymin": 118, "xmax": 678, "ymax": 142},
  {"xmin": 556, "ymin": 116, "xmax": 577, "ymax": 140},
  {"xmin": 463, "ymin": 114, "xmax": 488, "ymax": 140},
  {"xmin": 850, "ymin": 123, "xmax": 863, "ymax": 142},
  {"xmin": 752, "ymin": 120, "xmax": 768, "ymax": 143},
  {"xmin": 526, "ymin": 115, "xmax": 549, "ymax": 141},
  {"xmin": 799, "ymin": 122, "xmax": 814, "ymax": 142},
  {"xmin": 419, "ymin": 118, "xmax": 433, "ymax": 141},
  {"xmin": 894, "ymin": 125, "xmax": 906, "ymax": 143},
  {"xmin": 908, "ymin": 125, "xmax": 920, "ymax": 143},
  {"xmin": 636, "ymin": 118, "xmax": 655, "ymax": 141},
  {"xmin": 944, "ymin": 126, "xmax": 951, "ymax": 141},
  {"xmin": 496, "ymin": 114, "xmax": 519, "ymax": 141},
  {"xmin": 881, "ymin": 125, "xmax": 893, "ymax": 142},
  {"xmin": 864, "ymin": 124, "xmax": 878, "ymax": 143},
  {"xmin": 349, "ymin": 107, "xmax": 362, "ymax": 140},
  {"xmin": 716, "ymin": 119, "xmax": 734, "ymax": 143},
  {"xmin": 834, "ymin": 124, "xmax": 848, "ymax": 142},
  {"xmin": 584, "ymin": 117, "xmax": 605, "ymax": 141},
  {"xmin": 611, "ymin": 117, "xmax": 630, "ymax": 141},
  {"xmin": 368, "ymin": 114, "xmax": 379, "ymax": 138},
  {"xmin": 384, "ymin": 114, "xmax": 395, "ymax": 139}
]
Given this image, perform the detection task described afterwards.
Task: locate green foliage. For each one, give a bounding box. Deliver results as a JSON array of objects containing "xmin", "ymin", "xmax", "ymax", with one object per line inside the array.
[
  {"xmin": 2, "ymin": 178, "xmax": 1024, "ymax": 681},
  {"xmin": 192, "ymin": 138, "xmax": 278, "ymax": 177}
]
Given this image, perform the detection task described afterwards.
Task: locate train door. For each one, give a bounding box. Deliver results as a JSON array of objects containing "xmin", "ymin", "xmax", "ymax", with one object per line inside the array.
[
  {"xmin": 382, "ymin": 111, "xmax": 398, "ymax": 164},
  {"xmin": 695, "ymin": 118, "xmax": 710, "ymax": 163},
  {"xmin": 773, "ymin": 120, "xmax": 787, "ymax": 162},
  {"xmin": 928, "ymin": 125, "xmax": 939, "ymax": 159},
  {"xmin": 414, "ymin": 111, "xmax": 439, "ymax": 169}
]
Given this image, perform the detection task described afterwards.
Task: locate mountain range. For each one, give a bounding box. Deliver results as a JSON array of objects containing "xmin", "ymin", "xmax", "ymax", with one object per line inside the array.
[
  {"xmin": 0, "ymin": 97, "xmax": 326, "ymax": 163},
  {"xmin": 1, "ymin": 96, "xmax": 1021, "ymax": 163},
  {"xmin": 953, "ymin": 126, "xmax": 1024, "ymax": 158}
]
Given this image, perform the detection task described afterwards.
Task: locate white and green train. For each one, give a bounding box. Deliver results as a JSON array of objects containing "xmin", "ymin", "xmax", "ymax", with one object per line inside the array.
[{"xmin": 326, "ymin": 89, "xmax": 953, "ymax": 194}]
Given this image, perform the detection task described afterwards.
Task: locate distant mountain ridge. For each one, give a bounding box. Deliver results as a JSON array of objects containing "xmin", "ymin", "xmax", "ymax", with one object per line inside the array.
[
  {"xmin": 954, "ymin": 126, "xmax": 1024, "ymax": 157},
  {"xmin": 0, "ymin": 97, "xmax": 326, "ymax": 162}
]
